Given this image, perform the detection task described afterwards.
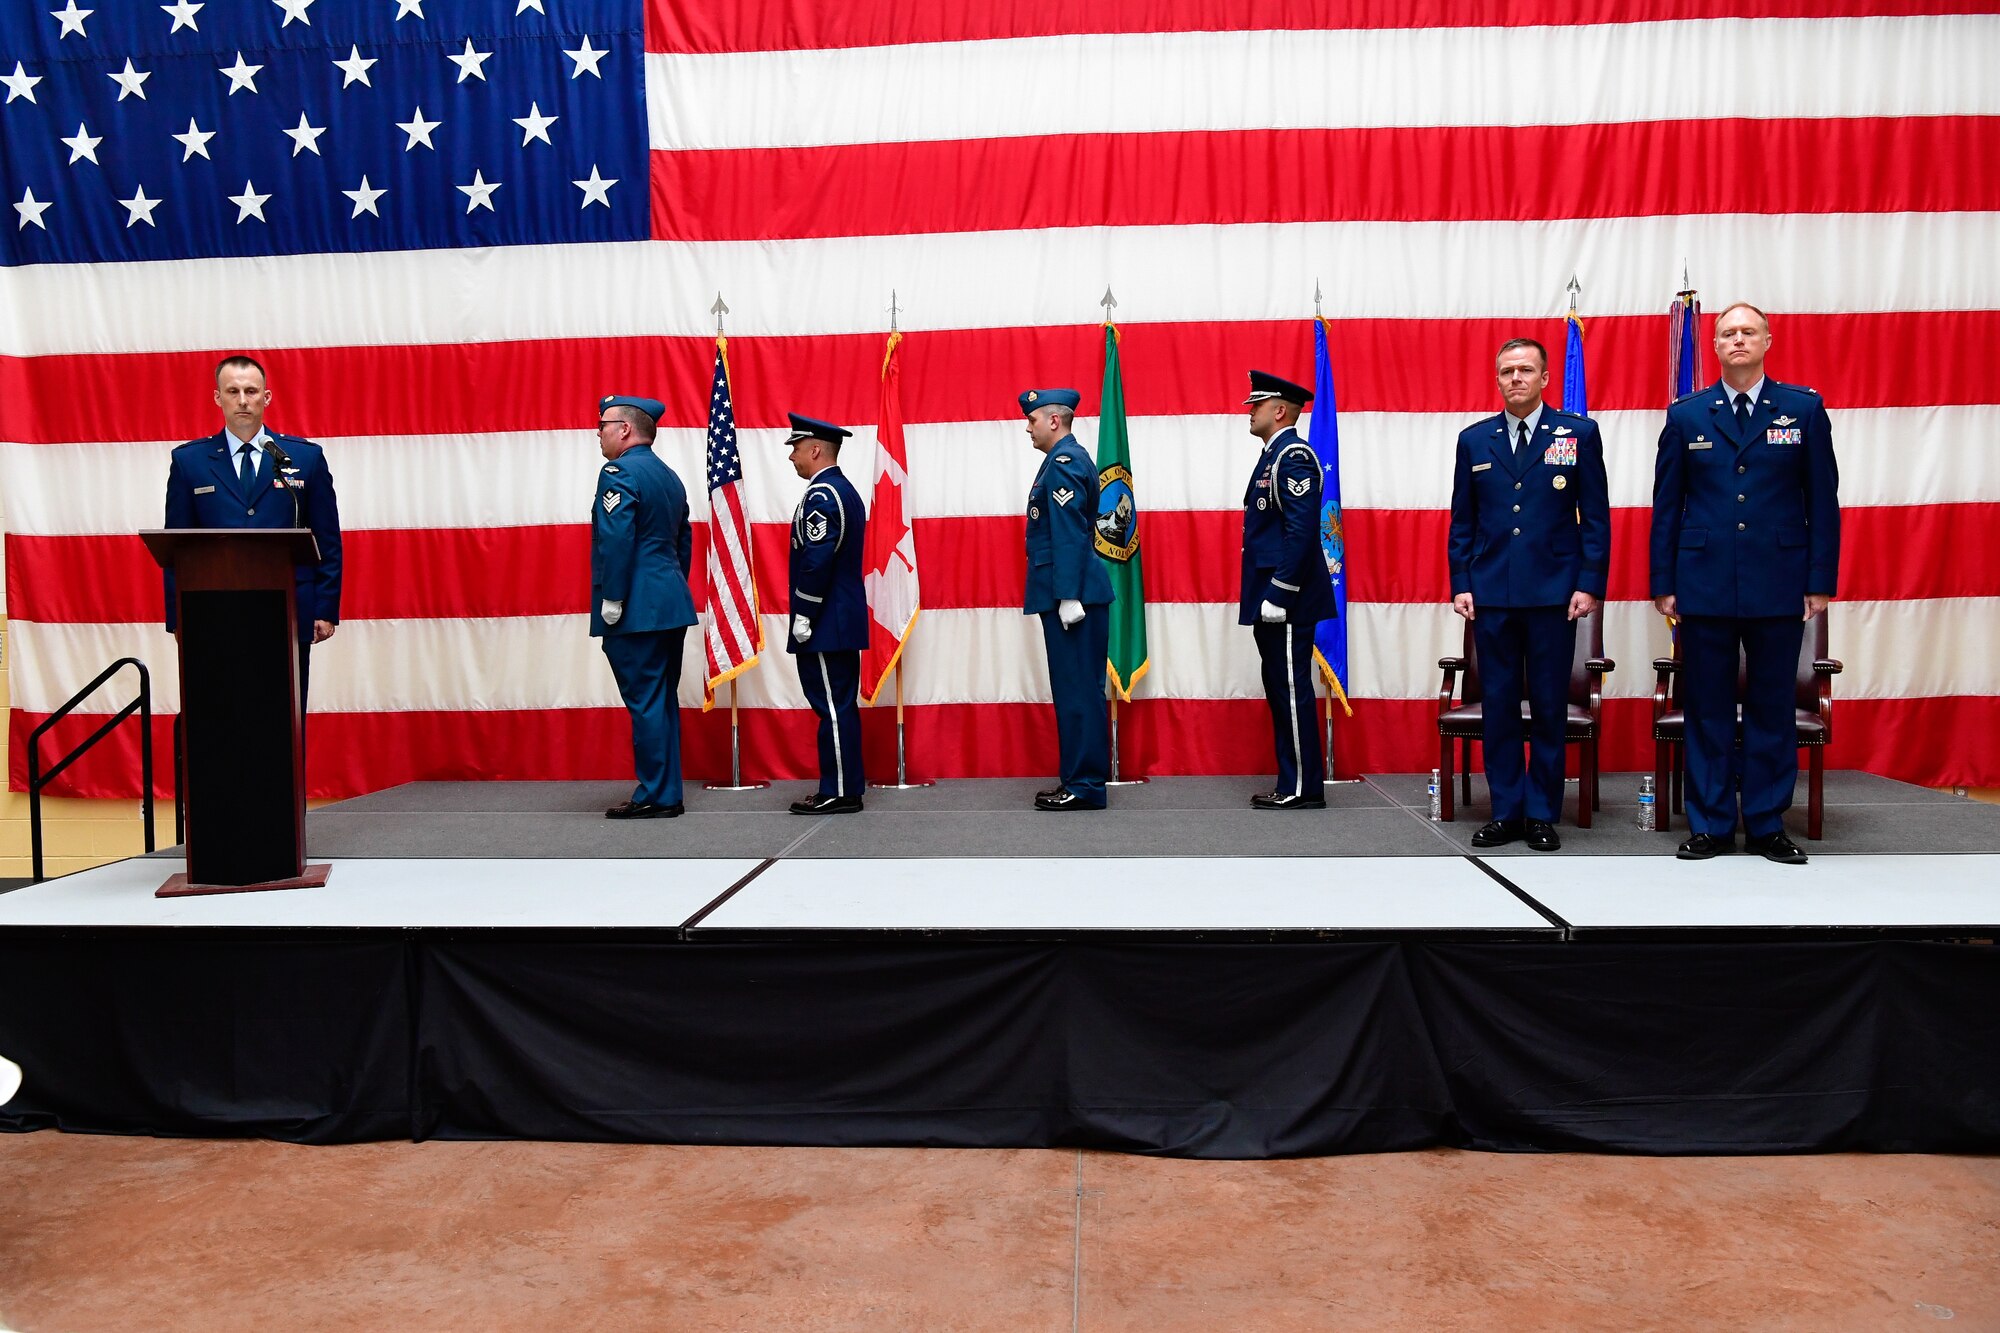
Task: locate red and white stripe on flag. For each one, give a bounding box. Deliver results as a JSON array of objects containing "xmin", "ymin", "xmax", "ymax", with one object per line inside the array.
[
  {"xmin": 861, "ymin": 331, "xmax": 920, "ymax": 705},
  {"xmin": 5, "ymin": 5, "xmax": 1999, "ymax": 797},
  {"xmin": 702, "ymin": 338, "xmax": 761, "ymax": 702}
]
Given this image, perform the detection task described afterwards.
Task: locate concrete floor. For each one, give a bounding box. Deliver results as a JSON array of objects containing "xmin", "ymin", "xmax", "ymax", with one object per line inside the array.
[{"xmin": 1, "ymin": 1140, "xmax": 1995, "ymax": 1331}]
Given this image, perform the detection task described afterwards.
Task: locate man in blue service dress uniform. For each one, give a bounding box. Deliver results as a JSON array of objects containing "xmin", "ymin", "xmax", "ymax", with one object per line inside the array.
[
  {"xmin": 591, "ymin": 395, "xmax": 699, "ymax": 820},
  {"xmin": 1021, "ymin": 388, "xmax": 1114, "ymax": 811},
  {"xmin": 1448, "ymin": 338, "xmax": 1611, "ymax": 851},
  {"xmin": 1240, "ymin": 370, "xmax": 1336, "ymax": 810},
  {"xmin": 782, "ymin": 414, "xmax": 869, "ymax": 814},
  {"xmin": 164, "ymin": 354, "xmax": 343, "ymax": 706},
  {"xmin": 1652, "ymin": 302, "xmax": 1840, "ymax": 864}
]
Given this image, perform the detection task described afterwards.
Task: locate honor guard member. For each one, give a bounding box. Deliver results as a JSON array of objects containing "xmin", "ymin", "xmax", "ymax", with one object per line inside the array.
[
  {"xmin": 783, "ymin": 414, "xmax": 868, "ymax": 814},
  {"xmin": 164, "ymin": 354, "xmax": 343, "ymax": 706},
  {"xmin": 1240, "ymin": 370, "xmax": 1336, "ymax": 810},
  {"xmin": 1652, "ymin": 303, "xmax": 1840, "ymax": 864},
  {"xmin": 1447, "ymin": 338, "xmax": 1611, "ymax": 852},
  {"xmin": 591, "ymin": 395, "xmax": 699, "ymax": 819},
  {"xmin": 1021, "ymin": 388, "xmax": 1114, "ymax": 811}
]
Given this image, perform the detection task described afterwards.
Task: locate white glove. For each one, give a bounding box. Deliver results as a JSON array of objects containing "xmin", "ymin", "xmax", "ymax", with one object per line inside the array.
[
  {"xmin": 1058, "ymin": 598, "xmax": 1085, "ymax": 629},
  {"xmin": 792, "ymin": 614, "xmax": 813, "ymax": 643},
  {"xmin": 600, "ymin": 599, "xmax": 623, "ymax": 626},
  {"xmin": 1259, "ymin": 600, "xmax": 1287, "ymax": 624}
]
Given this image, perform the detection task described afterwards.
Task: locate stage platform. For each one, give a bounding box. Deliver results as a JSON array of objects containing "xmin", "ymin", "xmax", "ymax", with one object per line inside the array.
[{"xmin": 3, "ymin": 774, "xmax": 1998, "ymax": 1156}]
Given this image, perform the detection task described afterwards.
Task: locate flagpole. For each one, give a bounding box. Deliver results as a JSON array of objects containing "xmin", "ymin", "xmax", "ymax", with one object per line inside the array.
[
  {"xmin": 1097, "ymin": 285, "xmax": 1147, "ymax": 786},
  {"xmin": 702, "ymin": 289, "xmax": 767, "ymax": 792},
  {"xmin": 1310, "ymin": 283, "xmax": 1360, "ymax": 786},
  {"xmin": 872, "ymin": 661, "xmax": 933, "ymax": 790}
]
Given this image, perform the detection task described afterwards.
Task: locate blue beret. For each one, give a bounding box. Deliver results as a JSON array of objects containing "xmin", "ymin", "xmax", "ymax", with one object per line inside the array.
[
  {"xmin": 599, "ymin": 395, "xmax": 666, "ymax": 423},
  {"xmin": 784, "ymin": 413, "xmax": 853, "ymax": 445},
  {"xmin": 1243, "ymin": 370, "xmax": 1313, "ymax": 407},
  {"xmin": 1018, "ymin": 388, "xmax": 1081, "ymax": 417}
]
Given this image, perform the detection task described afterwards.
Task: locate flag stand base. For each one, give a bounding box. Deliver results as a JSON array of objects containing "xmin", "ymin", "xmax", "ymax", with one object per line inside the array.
[
  {"xmin": 871, "ymin": 780, "xmax": 934, "ymax": 791},
  {"xmin": 704, "ymin": 782, "xmax": 769, "ymax": 792},
  {"xmin": 1107, "ymin": 776, "xmax": 1149, "ymax": 786},
  {"xmin": 705, "ymin": 682, "xmax": 766, "ymax": 790}
]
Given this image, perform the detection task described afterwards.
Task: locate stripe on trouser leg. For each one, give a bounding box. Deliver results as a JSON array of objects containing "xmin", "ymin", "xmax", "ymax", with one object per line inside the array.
[
  {"xmin": 1286, "ymin": 624, "xmax": 1303, "ymax": 798},
  {"xmin": 818, "ymin": 653, "xmax": 845, "ymax": 797}
]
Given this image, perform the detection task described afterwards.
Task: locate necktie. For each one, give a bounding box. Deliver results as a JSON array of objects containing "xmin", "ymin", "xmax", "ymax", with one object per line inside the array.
[
  {"xmin": 238, "ymin": 441, "xmax": 257, "ymax": 490},
  {"xmin": 1734, "ymin": 393, "xmax": 1752, "ymax": 432},
  {"xmin": 1516, "ymin": 420, "xmax": 1529, "ymax": 460}
]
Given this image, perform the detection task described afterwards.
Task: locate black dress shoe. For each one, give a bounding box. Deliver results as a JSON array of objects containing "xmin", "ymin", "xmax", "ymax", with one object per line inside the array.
[
  {"xmin": 605, "ymin": 800, "xmax": 683, "ymax": 820},
  {"xmin": 790, "ymin": 793, "xmax": 864, "ymax": 815},
  {"xmin": 1525, "ymin": 821, "xmax": 1562, "ymax": 852},
  {"xmin": 1034, "ymin": 789, "xmax": 1103, "ymax": 812},
  {"xmin": 1470, "ymin": 819, "xmax": 1523, "ymax": 848},
  {"xmin": 1676, "ymin": 832, "xmax": 1734, "ymax": 860},
  {"xmin": 1036, "ymin": 786, "xmax": 1067, "ymax": 800},
  {"xmin": 1251, "ymin": 791, "xmax": 1326, "ymax": 810},
  {"xmin": 1745, "ymin": 831, "xmax": 1809, "ymax": 865}
]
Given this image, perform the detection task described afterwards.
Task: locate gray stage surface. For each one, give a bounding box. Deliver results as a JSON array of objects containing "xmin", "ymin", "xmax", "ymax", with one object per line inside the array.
[{"xmin": 288, "ymin": 771, "xmax": 1994, "ymax": 861}]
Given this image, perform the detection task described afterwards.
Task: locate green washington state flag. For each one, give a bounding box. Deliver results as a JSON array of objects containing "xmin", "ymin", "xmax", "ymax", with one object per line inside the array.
[{"xmin": 1094, "ymin": 323, "xmax": 1149, "ymax": 699}]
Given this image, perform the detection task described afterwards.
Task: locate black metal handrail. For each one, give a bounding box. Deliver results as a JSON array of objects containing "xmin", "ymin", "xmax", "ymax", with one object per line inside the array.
[{"xmin": 28, "ymin": 657, "xmax": 155, "ymax": 883}]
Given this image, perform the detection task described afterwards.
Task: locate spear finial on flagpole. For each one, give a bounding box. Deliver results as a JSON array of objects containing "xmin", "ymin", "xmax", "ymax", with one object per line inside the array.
[
  {"xmin": 711, "ymin": 291, "xmax": 729, "ymax": 336},
  {"xmin": 1566, "ymin": 273, "xmax": 1582, "ymax": 311},
  {"xmin": 889, "ymin": 288, "xmax": 900, "ymax": 333},
  {"xmin": 1100, "ymin": 285, "xmax": 1117, "ymax": 317},
  {"xmin": 1314, "ymin": 279, "xmax": 1323, "ymax": 320}
]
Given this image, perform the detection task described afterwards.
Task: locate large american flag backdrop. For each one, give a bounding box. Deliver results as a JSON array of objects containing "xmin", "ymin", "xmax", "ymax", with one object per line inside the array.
[{"xmin": 2, "ymin": 1, "xmax": 1996, "ymax": 799}]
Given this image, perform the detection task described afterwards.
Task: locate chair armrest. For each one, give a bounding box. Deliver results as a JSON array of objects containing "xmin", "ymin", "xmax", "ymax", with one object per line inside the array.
[
  {"xmin": 1585, "ymin": 657, "xmax": 1615, "ymax": 675},
  {"xmin": 1652, "ymin": 657, "xmax": 1678, "ymax": 674},
  {"xmin": 1814, "ymin": 659, "xmax": 1844, "ymax": 675},
  {"xmin": 1437, "ymin": 658, "xmax": 1464, "ymax": 715},
  {"xmin": 1438, "ymin": 656, "xmax": 1467, "ymax": 671}
]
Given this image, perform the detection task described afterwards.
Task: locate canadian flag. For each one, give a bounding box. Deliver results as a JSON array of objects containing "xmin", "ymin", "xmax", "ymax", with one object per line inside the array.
[{"xmin": 862, "ymin": 329, "xmax": 921, "ymax": 704}]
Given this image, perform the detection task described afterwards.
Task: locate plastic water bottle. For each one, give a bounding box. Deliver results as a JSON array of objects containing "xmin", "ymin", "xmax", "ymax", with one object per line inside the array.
[
  {"xmin": 1428, "ymin": 769, "xmax": 1442, "ymax": 821},
  {"xmin": 1637, "ymin": 775, "xmax": 1657, "ymax": 831}
]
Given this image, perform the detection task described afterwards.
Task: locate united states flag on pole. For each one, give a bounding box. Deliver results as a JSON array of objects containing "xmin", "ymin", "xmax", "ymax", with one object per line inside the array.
[
  {"xmin": 701, "ymin": 337, "xmax": 759, "ymax": 703},
  {"xmin": 5, "ymin": 3, "xmax": 1998, "ymax": 798}
]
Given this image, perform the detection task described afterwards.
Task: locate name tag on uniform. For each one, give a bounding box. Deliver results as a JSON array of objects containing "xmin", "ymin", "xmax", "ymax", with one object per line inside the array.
[
  {"xmin": 1542, "ymin": 441, "xmax": 1577, "ymax": 466},
  {"xmin": 1470, "ymin": 462, "xmax": 1492, "ymax": 473},
  {"xmin": 1767, "ymin": 427, "xmax": 1803, "ymax": 444},
  {"xmin": 1687, "ymin": 440, "xmax": 1714, "ymax": 451},
  {"xmin": 193, "ymin": 485, "xmax": 215, "ymax": 495}
]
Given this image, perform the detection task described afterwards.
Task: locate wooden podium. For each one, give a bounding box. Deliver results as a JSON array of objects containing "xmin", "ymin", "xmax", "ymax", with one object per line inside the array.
[{"xmin": 142, "ymin": 529, "xmax": 331, "ymax": 897}]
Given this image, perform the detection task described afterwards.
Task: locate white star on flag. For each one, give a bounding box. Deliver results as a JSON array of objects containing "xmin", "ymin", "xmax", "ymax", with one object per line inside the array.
[
  {"xmin": 572, "ymin": 166, "xmax": 616, "ymax": 208},
  {"xmin": 107, "ymin": 59, "xmax": 152, "ymax": 102},
  {"xmin": 517, "ymin": 0, "xmax": 544, "ymax": 12},
  {"xmin": 271, "ymin": 0, "xmax": 314, "ymax": 27},
  {"xmin": 228, "ymin": 180, "xmax": 270, "ymax": 223},
  {"xmin": 513, "ymin": 103, "xmax": 558, "ymax": 146},
  {"xmin": 394, "ymin": 0, "xmax": 423, "ymax": 16},
  {"xmin": 343, "ymin": 176, "xmax": 386, "ymax": 218},
  {"xmin": 161, "ymin": 0, "xmax": 202, "ymax": 32},
  {"xmin": 447, "ymin": 39, "xmax": 493, "ymax": 83},
  {"xmin": 284, "ymin": 112, "xmax": 327, "ymax": 157},
  {"xmin": 457, "ymin": 170, "xmax": 500, "ymax": 213},
  {"xmin": 50, "ymin": 1, "xmax": 93, "ymax": 38},
  {"xmin": 15, "ymin": 188, "xmax": 53, "ymax": 231},
  {"xmin": 396, "ymin": 107, "xmax": 441, "ymax": 151},
  {"xmin": 564, "ymin": 36, "xmax": 608, "ymax": 79},
  {"xmin": 2, "ymin": 62, "xmax": 41, "ymax": 104},
  {"xmin": 219, "ymin": 53, "xmax": 263, "ymax": 95},
  {"xmin": 173, "ymin": 117, "xmax": 215, "ymax": 161},
  {"xmin": 333, "ymin": 46, "xmax": 378, "ymax": 88},
  {"xmin": 62, "ymin": 123, "xmax": 103, "ymax": 165},
  {"xmin": 119, "ymin": 186, "xmax": 162, "ymax": 228}
]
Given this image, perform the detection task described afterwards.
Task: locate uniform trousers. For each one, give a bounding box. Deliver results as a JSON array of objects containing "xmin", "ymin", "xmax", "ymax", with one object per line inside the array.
[
  {"xmin": 1039, "ymin": 605, "xmax": 1110, "ymax": 806},
  {"xmin": 797, "ymin": 649, "xmax": 864, "ymax": 797},
  {"xmin": 1471, "ymin": 604, "xmax": 1574, "ymax": 824},
  {"xmin": 1678, "ymin": 614, "xmax": 1805, "ymax": 839},
  {"xmin": 602, "ymin": 628, "xmax": 688, "ymax": 808},
  {"xmin": 1252, "ymin": 619, "xmax": 1325, "ymax": 801}
]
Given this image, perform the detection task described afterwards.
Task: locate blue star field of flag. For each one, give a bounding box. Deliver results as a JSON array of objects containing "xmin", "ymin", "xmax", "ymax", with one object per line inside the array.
[
  {"xmin": 0, "ymin": 0, "xmax": 648, "ymax": 266},
  {"xmin": 704, "ymin": 346, "xmax": 740, "ymax": 491}
]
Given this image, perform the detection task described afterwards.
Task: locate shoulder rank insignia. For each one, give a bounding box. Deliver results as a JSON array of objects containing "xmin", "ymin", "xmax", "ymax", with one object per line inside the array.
[
  {"xmin": 1053, "ymin": 486, "xmax": 1075, "ymax": 507},
  {"xmin": 1773, "ymin": 415, "xmax": 1797, "ymax": 427},
  {"xmin": 1286, "ymin": 476, "xmax": 1311, "ymax": 497},
  {"xmin": 602, "ymin": 491, "xmax": 621, "ymax": 513},
  {"xmin": 805, "ymin": 514, "xmax": 828, "ymax": 543}
]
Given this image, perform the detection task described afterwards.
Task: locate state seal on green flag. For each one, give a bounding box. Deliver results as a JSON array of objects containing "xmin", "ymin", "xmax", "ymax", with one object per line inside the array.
[{"xmin": 1094, "ymin": 323, "xmax": 1149, "ymax": 699}]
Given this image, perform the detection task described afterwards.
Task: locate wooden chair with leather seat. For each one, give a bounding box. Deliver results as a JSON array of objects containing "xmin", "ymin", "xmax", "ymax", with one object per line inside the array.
[
  {"xmin": 1650, "ymin": 608, "xmax": 1842, "ymax": 839},
  {"xmin": 1435, "ymin": 609, "xmax": 1613, "ymax": 826}
]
